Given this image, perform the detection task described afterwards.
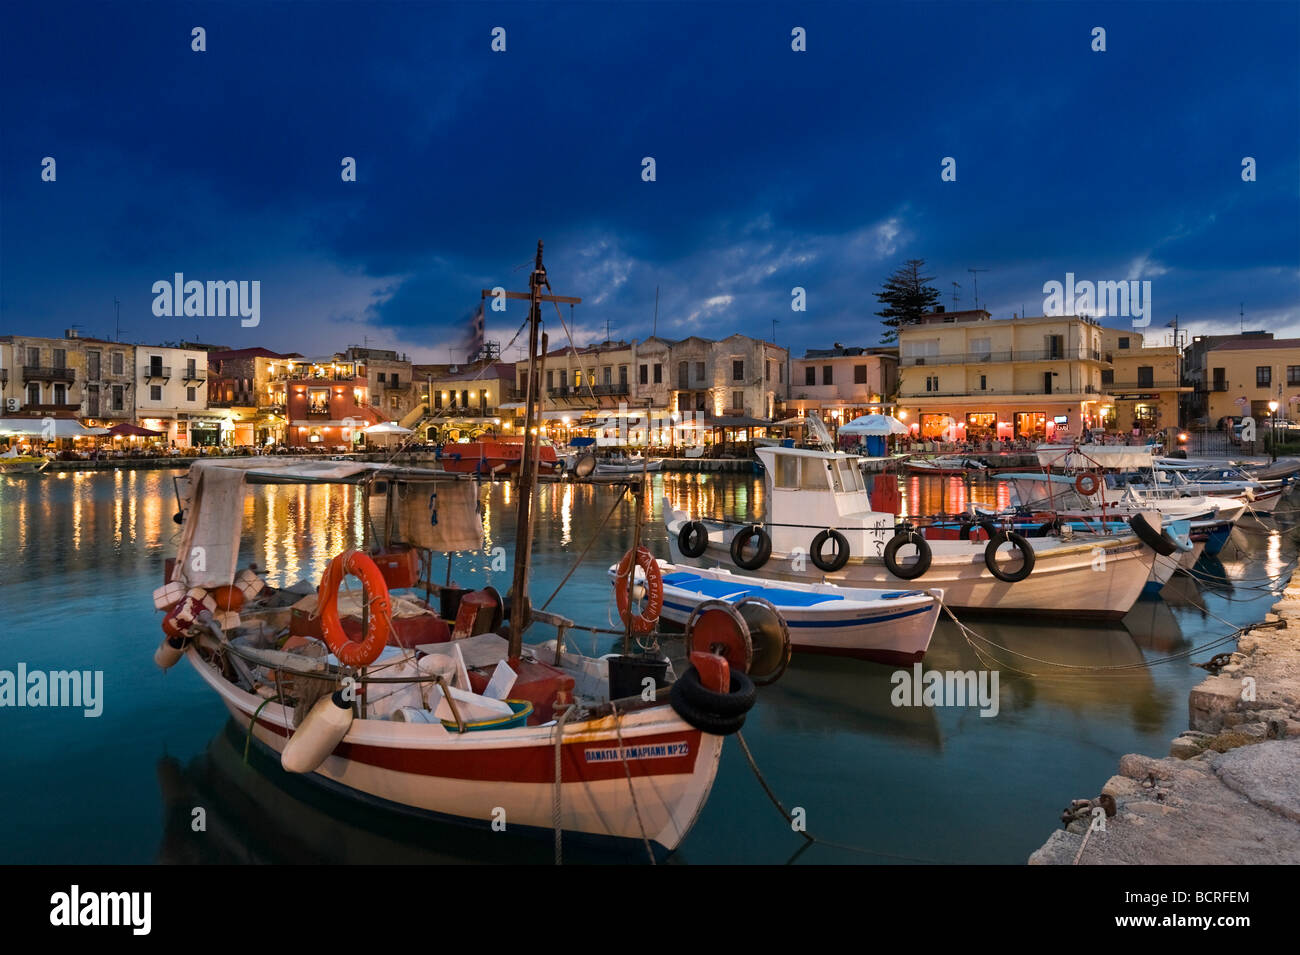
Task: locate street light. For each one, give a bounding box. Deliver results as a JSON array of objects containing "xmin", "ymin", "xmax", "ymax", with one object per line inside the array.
[{"xmin": 1269, "ymin": 400, "xmax": 1279, "ymax": 461}]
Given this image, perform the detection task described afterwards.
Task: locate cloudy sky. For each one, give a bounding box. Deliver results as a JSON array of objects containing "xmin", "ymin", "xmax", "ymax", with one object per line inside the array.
[{"xmin": 2, "ymin": 1, "xmax": 1296, "ymax": 362}]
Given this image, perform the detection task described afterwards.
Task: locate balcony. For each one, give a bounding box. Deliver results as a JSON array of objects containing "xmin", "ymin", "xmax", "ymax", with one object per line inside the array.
[
  {"xmin": 901, "ymin": 348, "xmax": 1106, "ymax": 368},
  {"xmin": 0, "ymin": 370, "xmax": 6, "ymax": 385},
  {"xmin": 1104, "ymin": 379, "xmax": 1183, "ymax": 391},
  {"xmin": 143, "ymin": 366, "xmax": 172, "ymax": 381},
  {"xmin": 182, "ymin": 369, "xmax": 206, "ymax": 382},
  {"xmin": 275, "ymin": 369, "xmax": 358, "ymax": 382},
  {"xmin": 23, "ymin": 365, "xmax": 76, "ymax": 382},
  {"xmin": 306, "ymin": 407, "xmax": 331, "ymax": 418},
  {"xmin": 1211, "ymin": 382, "xmax": 1229, "ymax": 392},
  {"xmin": 21, "ymin": 403, "xmax": 81, "ymax": 413}
]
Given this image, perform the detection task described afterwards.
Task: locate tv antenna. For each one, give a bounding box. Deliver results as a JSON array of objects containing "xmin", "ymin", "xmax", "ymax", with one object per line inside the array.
[
  {"xmin": 652, "ymin": 286, "xmax": 659, "ymax": 337},
  {"xmin": 967, "ymin": 269, "xmax": 989, "ymax": 311},
  {"xmin": 951, "ymin": 281, "xmax": 960, "ymax": 306},
  {"xmin": 113, "ymin": 298, "xmax": 121, "ymax": 341}
]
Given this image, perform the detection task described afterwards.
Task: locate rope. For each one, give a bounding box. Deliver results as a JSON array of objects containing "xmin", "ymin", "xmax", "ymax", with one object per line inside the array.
[
  {"xmin": 552, "ymin": 702, "xmax": 576, "ymax": 865},
  {"xmin": 1072, "ymin": 820, "xmax": 1096, "ymax": 865},
  {"xmin": 609, "ymin": 700, "xmax": 656, "ymax": 865},
  {"xmin": 244, "ymin": 696, "xmax": 274, "ymax": 763}
]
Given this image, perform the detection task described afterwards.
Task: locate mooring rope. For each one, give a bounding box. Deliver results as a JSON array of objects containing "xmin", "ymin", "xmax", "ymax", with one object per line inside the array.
[
  {"xmin": 552, "ymin": 702, "xmax": 576, "ymax": 865},
  {"xmin": 609, "ymin": 700, "xmax": 656, "ymax": 865}
]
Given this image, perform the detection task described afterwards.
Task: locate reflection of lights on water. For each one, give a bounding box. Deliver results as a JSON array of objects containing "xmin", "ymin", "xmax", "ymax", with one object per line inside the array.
[{"xmin": 561, "ymin": 484, "xmax": 572, "ymax": 546}]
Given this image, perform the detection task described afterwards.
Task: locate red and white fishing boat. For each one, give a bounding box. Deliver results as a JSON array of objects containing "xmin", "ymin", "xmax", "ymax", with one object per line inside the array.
[
  {"xmin": 151, "ymin": 245, "xmax": 762, "ymax": 860},
  {"xmin": 438, "ymin": 437, "xmax": 561, "ymax": 476}
]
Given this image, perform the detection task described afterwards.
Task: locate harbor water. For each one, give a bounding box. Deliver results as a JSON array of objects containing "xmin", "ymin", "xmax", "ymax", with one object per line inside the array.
[{"xmin": 0, "ymin": 469, "xmax": 1293, "ymax": 864}]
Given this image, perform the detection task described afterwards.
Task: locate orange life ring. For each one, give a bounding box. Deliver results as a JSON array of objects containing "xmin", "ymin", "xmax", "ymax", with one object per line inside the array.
[
  {"xmin": 1075, "ymin": 472, "xmax": 1101, "ymax": 496},
  {"xmin": 318, "ymin": 550, "xmax": 392, "ymax": 667},
  {"xmin": 614, "ymin": 546, "xmax": 663, "ymax": 635}
]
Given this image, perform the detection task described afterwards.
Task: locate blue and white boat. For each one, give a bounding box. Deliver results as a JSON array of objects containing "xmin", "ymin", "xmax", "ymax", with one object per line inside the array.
[{"xmin": 613, "ymin": 560, "xmax": 942, "ymax": 665}]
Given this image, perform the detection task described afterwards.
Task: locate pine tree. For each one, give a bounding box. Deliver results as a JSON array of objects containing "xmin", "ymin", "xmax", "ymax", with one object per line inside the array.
[{"xmin": 875, "ymin": 259, "xmax": 942, "ymax": 345}]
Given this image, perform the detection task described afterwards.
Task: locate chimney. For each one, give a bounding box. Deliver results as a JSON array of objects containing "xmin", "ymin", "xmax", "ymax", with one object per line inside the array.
[{"xmin": 65, "ymin": 328, "xmax": 78, "ymax": 339}]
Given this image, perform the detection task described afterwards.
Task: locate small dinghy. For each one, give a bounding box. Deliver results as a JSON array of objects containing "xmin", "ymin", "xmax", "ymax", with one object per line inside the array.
[{"xmin": 612, "ymin": 560, "xmax": 942, "ymax": 664}]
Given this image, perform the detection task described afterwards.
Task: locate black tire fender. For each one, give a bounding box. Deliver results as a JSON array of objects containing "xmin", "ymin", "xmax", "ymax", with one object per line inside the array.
[
  {"xmin": 730, "ymin": 524, "xmax": 772, "ymax": 571},
  {"xmin": 1129, "ymin": 513, "xmax": 1177, "ymax": 557},
  {"xmin": 985, "ymin": 531, "xmax": 1036, "ymax": 583},
  {"xmin": 673, "ymin": 666, "xmax": 757, "ymax": 718},
  {"xmin": 809, "ymin": 529, "xmax": 851, "ymax": 572},
  {"xmin": 678, "ymin": 520, "xmax": 710, "ymax": 559},
  {"xmin": 883, "ymin": 530, "xmax": 932, "ymax": 580}
]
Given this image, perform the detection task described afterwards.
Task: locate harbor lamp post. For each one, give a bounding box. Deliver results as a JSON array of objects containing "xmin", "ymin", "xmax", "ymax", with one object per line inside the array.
[{"xmin": 1269, "ymin": 400, "xmax": 1279, "ymax": 462}]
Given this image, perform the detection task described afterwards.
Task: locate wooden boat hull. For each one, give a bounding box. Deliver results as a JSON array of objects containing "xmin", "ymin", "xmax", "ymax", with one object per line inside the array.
[{"xmin": 187, "ymin": 648, "xmax": 722, "ymax": 858}]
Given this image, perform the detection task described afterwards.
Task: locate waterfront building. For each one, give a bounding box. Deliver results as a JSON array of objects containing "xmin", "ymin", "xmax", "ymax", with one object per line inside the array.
[
  {"xmin": 1097, "ymin": 328, "xmax": 1189, "ymax": 434},
  {"xmin": 896, "ymin": 309, "xmax": 1109, "ymax": 443},
  {"xmin": 77, "ymin": 335, "xmax": 137, "ymax": 428},
  {"xmin": 275, "ymin": 355, "xmax": 384, "ymax": 448},
  {"xmin": 788, "ymin": 344, "xmax": 898, "ymax": 430},
  {"xmin": 207, "ymin": 347, "xmax": 297, "ymax": 445},
  {"xmin": 413, "ymin": 361, "xmax": 513, "ymax": 440},
  {"xmin": 134, "ymin": 344, "xmax": 212, "ymax": 446},
  {"xmin": 1191, "ymin": 336, "xmax": 1300, "ymax": 425},
  {"xmin": 345, "ymin": 346, "xmax": 416, "ymax": 423}
]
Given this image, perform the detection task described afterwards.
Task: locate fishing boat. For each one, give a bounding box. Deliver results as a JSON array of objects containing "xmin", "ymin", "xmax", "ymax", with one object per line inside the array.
[
  {"xmin": 0, "ymin": 446, "xmax": 49, "ymax": 474},
  {"xmin": 905, "ymin": 455, "xmax": 988, "ymax": 476},
  {"xmin": 152, "ymin": 244, "xmax": 764, "ymax": 860},
  {"xmin": 438, "ymin": 437, "xmax": 561, "ymax": 476},
  {"xmin": 610, "ymin": 559, "xmax": 942, "ymax": 664},
  {"xmin": 664, "ymin": 444, "xmax": 1164, "ymax": 620},
  {"xmin": 595, "ymin": 454, "xmax": 663, "ymax": 475}
]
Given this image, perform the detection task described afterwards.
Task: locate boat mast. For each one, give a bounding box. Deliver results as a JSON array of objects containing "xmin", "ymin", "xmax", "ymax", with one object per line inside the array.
[{"xmin": 496, "ymin": 241, "xmax": 583, "ymax": 659}]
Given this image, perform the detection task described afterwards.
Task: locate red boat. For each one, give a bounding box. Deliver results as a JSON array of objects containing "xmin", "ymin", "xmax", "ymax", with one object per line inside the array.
[{"xmin": 439, "ymin": 439, "xmax": 560, "ymax": 475}]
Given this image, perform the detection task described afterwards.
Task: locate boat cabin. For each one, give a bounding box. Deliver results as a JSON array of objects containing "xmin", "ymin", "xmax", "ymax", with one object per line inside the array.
[{"xmin": 754, "ymin": 446, "xmax": 894, "ymax": 555}]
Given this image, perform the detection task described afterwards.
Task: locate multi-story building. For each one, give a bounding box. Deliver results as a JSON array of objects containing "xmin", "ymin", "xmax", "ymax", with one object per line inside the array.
[
  {"xmin": 345, "ymin": 346, "xmax": 415, "ymax": 423},
  {"xmin": 1182, "ymin": 330, "xmax": 1276, "ymax": 425},
  {"xmin": 77, "ymin": 335, "xmax": 136, "ymax": 427},
  {"xmin": 1191, "ymin": 336, "xmax": 1300, "ymax": 426},
  {"xmin": 1098, "ymin": 328, "xmax": 1189, "ymax": 434},
  {"xmin": 208, "ymin": 347, "xmax": 296, "ymax": 445},
  {"xmin": 1, "ymin": 331, "xmax": 89, "ymax": 420},
  {"xmin": 897, "ymin": 309, "xmax": 1109, "ymax": 443},
  {"xmin": 413, "ymin": 362, "xmax": 514, "ymax": 439},
  {"xmin": 667, "ymin": 334, "xmax": 789, "ymax": 423},
  {"xmin": 276, "ymin": 355, "xmax": 384, "ymax": 448},
  {"xmin": 135, "ymin": 344, "xmax": 211, "ymax": 446},
  {"xmin": 788, "ymin": 344, "xmax": 898, "ymax": 427}
]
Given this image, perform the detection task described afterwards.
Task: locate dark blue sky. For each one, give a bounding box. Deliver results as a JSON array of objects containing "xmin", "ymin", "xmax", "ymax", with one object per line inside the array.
[{"xmin": 2, "ymin": 1, "xmax": 1297, "ymax": 361}]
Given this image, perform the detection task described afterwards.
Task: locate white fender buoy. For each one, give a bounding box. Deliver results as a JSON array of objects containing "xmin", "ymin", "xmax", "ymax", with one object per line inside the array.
[
  {"xmin": 154, "ymin": 635, "xmax": 186, "ymax": 670},
  {"xmin": 281, "ymin": 691, "xmax": 354, "ymax": 774},
  {"xmin": 153, "ymin": 581, "xmax": 187, "ymax": 612}
]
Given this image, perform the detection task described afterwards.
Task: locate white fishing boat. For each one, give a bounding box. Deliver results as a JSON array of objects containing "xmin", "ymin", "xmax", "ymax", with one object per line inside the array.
[
  {"xmin": 151, "ymin": 244, "xmax": 761, "ymax": 860},
  {"xmin": 664, "ymin": 445, "xmax": 1163, "ymax": 620},
  {"xmin": 611, "ymin": 559, "xmax": 942, "ymax": 664},
  {"xmin": 0, "ymin": 446, "xmax": 49, "ymax": 474},
  {"xmin": 595, "ymin": 454, "xmax": 663, "ymax": 475}
]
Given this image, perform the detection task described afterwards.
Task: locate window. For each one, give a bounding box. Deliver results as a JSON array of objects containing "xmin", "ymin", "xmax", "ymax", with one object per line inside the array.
[
  {"xmin": 1257, "ymin": 366, "xmax": 1271, "ymax": 387},
  {"xmin": 805, "ymin": 367, "xmax": 816, "ymax": 386},
  {"xmin": 150, "ymin": 385, "xmax": 162, "ymax": 401},
  {"xmin": 925, "ymin": 375, "xmax": 939, "ymax": 393},
  {"xmin": 619, "ymin": 365, "xmax": 628, "ymax": 386},
  {"xmin": 979, "ymin": 375, "xmax": 987, "ymax": 390},
  {"xmin": 53, "ymin": 348, "xmax": 66, "ymax": 369},
  {"xmin": 1118, "ymin": 337, "xmax": 1130, "ymax": 349},
  {"xmin": 434, "ymin": 391, "xmax": 443, "ymax": 409},
  {"xmin": 112, "ymin": 352, "xmax": 123, "ymax": 375},
  {"xmin": 53, "ymin": 383, "xmax": 67, "ymax": 405},
  {"xmin": 775, "ymin": 454, "xmax": 799, "ymax": 488},
  {"xmin": 111, "ymin": 385, "xmax": 124, "ymax": 411},
  {"xmin": 1101, "ymin": 369, "xmax": 1114, "ymax": 385},
  {"xmin": 732, "ymin": 360, "xmax": 744, "ymax": 381},
  {"xmin": 187, "ymin": 386, "xmax": 197, "ymax": 402},
  {"xmin": 87, "ymin": 384, "xmax": 100, "ymax": 416},
  {"xmin": 731, "ymin": 390, "xmax": 743, "ymax": 410},
  {"xmin": 778, "ymin": 364, "xmax": 783, "ymax": 383},
  {"xmin": 186, "ymin": 358, "xmax": 197, "ymax": 378},
  {"xmin": 390, "ymin": 374, "xmax": 399, "ymax": 388},
  {"xmin": 1289, "ymin": 366, "xmax": 1300, "ymax": 386},
  {"xmin": 149, "ymin": 355, "xmax": 163, "ymax": 375},
  {"xmin": 765, "ymin": 360, "xmax": 771, "ymax": 382},
  {"xmin": 87, "ymin": 350, "xmax": 101, "ymax": 379},
  {"xmin": 461, "ymin": 390, "xmax": 469, "ymax": 408},
  {"xmin": 822, "ymin": 365, "xmax": 833, "ymax": 385},
  {"xmin": 653, "ymin": 363, "xmax": 662, "ymax": 384},
  {"xmin": 546, "ymin": 370, "xmax": 553, "ymax": 390},
  {"xmin": 559, "ymin": 370, "xmax": 568, "ymax": 390},
  {"xmin": 678, "ymin": 362, "xmax": 689, "ymax": 388},
  {"xmin": 27, "ymin": 347, "xmax": 40, "ymax": 367},
  {"xmin": 604, "ymin": 366, "xmax": 613, "ymax": 386},
  {"xmin": 1137, "ymin": 366, "xmax": 1154, "ymax": 388},
  {"xmin": 695, "ymin": 393, "xmax": 706, "ymax": 411},
  {"xmin": 694, "ymin": 361, "xmax": 705, "ymax": 382},
  {"xmin": 378, "ymin": 372, "xmax": 386, "ymax": 383},
  {"xmin": 970, "ymin": 337, "xmax": 991, "ymax": 359},
  {"xmin": 639, "ymin": 364, "xmax": 649, "ymax": 385},
  {"xmin": 26, "ymin": 382, "xmax": 40, "ymax": 405},
  {"xmin": 854, "ymin": 364, "xmax": 867, "ymax": 384}
]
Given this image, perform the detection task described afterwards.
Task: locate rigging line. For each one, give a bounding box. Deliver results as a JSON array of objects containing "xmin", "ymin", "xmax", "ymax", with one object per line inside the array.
[
  {"xmin": 609, "ymin": 700, "xmax": 657, "ymax": 865},
  {"xmin": 549, "ymin": 292, "xmax": 600, "ymax": 406},
  {"xmin": 539, "ymin": 484, "xmax": 630, "ymax": 611}
]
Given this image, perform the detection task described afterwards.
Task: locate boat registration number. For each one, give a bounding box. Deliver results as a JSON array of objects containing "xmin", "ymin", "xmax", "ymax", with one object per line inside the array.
[{"xmin": 585, "ymin": 742, "xmax": 689, "ymax": 762}]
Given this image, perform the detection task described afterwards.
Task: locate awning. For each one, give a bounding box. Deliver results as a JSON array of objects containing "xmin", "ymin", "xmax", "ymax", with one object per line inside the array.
[
  {"xmin": 0, "ymin": 417, "xmax": 110, "ymax": 438},
  {"xmin": 1035, "ymin": 444, "xmax": 1155, "ymax": 469},
  {"xmin": 107, "ymin": 423, "xmax": 166, "ymax": 438}
]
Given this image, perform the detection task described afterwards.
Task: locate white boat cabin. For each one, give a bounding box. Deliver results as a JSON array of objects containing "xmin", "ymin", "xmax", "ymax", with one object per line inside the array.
[{"xmin": 754, "ymin": 446, "xmax": 895, "ymax": 555}]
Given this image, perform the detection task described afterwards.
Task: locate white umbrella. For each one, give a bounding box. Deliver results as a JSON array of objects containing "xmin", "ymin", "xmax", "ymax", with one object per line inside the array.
[
  {"xmin": 838, "ymin": 414, "xmax": 909, "ymax": 436},
  {"xmin": 362, "ymin": 422, "xmax": 413, "ymax": 435}
]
